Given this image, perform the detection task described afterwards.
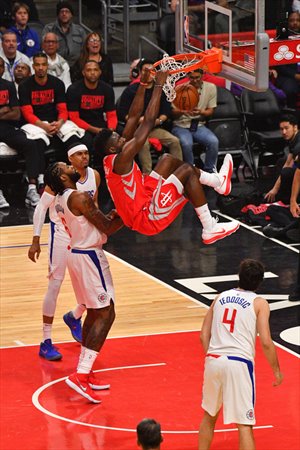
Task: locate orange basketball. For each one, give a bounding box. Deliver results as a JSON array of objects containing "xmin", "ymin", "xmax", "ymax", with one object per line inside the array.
[{"xmin": 172, "ymin": 84, "xmax": 199, "ymax": 111}]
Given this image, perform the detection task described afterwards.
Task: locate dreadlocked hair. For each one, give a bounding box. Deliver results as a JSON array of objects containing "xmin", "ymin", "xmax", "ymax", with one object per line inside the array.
[
  {"xmin": 94, "ymin": 128, "xmax": 113, "ymax": 154},
  {"xmin": 45, "ymin": 162, "xmax": 65, "ymax": 195}
]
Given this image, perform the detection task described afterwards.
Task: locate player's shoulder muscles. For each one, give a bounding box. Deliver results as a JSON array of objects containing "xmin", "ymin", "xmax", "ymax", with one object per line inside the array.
[
  {"xmin": 68, "ymin": 190, "xmax": 91, "ymax": 215},
  {"xmin": 113, "ymin": 142, "xmax": 135, "ymax": 174},
  {"xmin": 203, "ymin": 295, "xmax": 219, "ymax": 325},
  {"xmin": 255, "ymin": 296, "xmax": 272, "ymax": 342},
  {"xmin": 44, "ymin": 185, "xmax": 55, "ymax": 196},
  {"xmin": 254, "ymin": 296, "xmax": 270, "ymax": 318}
]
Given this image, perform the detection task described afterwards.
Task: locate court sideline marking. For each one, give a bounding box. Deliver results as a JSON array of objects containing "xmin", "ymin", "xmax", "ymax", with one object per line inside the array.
[{"xmin": 215, "ymin": 211, "xmax": 299, "ymax": 253}]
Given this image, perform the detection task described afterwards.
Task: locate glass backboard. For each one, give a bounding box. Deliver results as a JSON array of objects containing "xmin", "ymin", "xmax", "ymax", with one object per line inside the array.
[{"xmin": 176, "ymin": 0, "xmax": 270, "ymax": 91}]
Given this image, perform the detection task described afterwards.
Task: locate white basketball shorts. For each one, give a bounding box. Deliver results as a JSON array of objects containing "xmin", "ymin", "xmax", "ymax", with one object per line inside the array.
[
  {"xmin": 48, "ymin": 221, "xmax": 70, "ymax": 280},
  {"xmin": 67, "ymin": 248, "xmax": 115, "ymax": 309},
  {"xmin": 201, "ymin": 354, "xmax": 256, "ymax": 425}
]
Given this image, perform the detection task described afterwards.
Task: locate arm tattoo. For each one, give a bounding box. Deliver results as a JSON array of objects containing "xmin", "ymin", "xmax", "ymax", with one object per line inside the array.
[{"xmin": 81, "ymin": 195, "xmax": 108, "ymax": 232}]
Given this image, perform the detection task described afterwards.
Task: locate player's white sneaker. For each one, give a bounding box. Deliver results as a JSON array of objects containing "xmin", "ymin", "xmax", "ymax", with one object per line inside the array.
[
  {"xmin": 214, "ymin": 154, "xmax": 233, "ymax": 196},
  {"xmin": 202, "ymin": 217, "xmax": 239, "ymax": 245},
  {"xmin": 0, "ymin": 190, "xmax": 9, "ymax": 208},
  {"xmin": 25, "ymin": 188, "xmax": 40, "ymax": 207}
]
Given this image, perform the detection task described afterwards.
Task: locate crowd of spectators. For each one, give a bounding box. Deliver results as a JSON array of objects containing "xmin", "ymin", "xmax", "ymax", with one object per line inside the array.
[
  {"xmin": 0, "ymin": 1, "xmax": 116, "ymax": 208},
  {"xmin": 0, "ymin": 0, "xmax": 299, "ymax": 214}
]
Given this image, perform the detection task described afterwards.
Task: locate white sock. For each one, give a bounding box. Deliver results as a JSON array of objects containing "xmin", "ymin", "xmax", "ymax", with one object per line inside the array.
[
  {"xmin": 199, "ymin": 170, "xmax": 221, "ymax": 188},
  {"xmin": 28, "ymin": 183, "xmax": 36, "ymax": 191},
  {"xmin": 78, "ymin": 346, "xmax": 86, "ymax": 366},
  {"xmin": 38, "ymin": 174, "xmax": 44, "ymax": 185},
  {"xmin": 77, "ymin": 348, "xmax": 98, "ymax": 374},
  {"xmin": 195, "ymin": 204, "xmax": 213, "ymax": 230},
  {"xmin": 72, "ymin": 304, "xmax": 86, "ymax": 320},
  {"xmin": 43, "ymin": 323, "xmax": 52, "ymax": 341}
]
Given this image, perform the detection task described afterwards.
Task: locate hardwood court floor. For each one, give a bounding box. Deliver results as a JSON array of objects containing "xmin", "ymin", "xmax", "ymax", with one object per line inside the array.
[
  {"xmin": 1, "ymin": 206, "xmax": 299, "ymax": 352},
  {"xmin": 0, "ymin": 223, "xmax": 206, "ymax": 347}
]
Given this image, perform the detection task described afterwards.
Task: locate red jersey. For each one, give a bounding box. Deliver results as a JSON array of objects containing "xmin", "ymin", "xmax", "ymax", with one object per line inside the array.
[{"xmin": 103, "ymin": 154, "xmax": 187, "ymax": 235}]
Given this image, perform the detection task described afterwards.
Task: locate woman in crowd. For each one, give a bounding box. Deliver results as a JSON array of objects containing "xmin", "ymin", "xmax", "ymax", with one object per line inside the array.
[{"xmin": 70, "ymin": 31, "xmax": 114, "ymax": 86}]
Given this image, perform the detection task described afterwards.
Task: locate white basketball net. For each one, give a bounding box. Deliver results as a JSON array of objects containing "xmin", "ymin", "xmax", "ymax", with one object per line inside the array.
[{"xmin": 156, "ymin": 53, "xmax": 201, "ymax": 102}]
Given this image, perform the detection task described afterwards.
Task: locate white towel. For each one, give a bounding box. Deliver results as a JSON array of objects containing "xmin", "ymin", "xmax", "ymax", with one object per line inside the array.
[
  {"xmin": 57, "ymin": 120, "xmax": 85, "ymax": 142},
  {"xmin": 0, "ymin": 142, "xmax": 18, "ymax": 156},
  {"xmin": 21, "ymin": 124, "xmax": 50, "ymax": 145},
  {"xmin": 21, "ymin": 121, "xmax": 85, "ymax": 144}
]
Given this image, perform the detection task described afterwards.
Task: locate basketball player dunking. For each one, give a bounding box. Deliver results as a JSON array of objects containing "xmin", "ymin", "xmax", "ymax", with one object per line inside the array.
[{"xmin": 95, "ymin": 68, "xmax": 239, "ymax": 244}]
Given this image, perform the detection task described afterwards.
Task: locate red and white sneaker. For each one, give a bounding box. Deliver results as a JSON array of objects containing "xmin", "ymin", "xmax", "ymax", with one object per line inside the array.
[
  {"xmin": 65, "ymin": 372, "xmax": 102, "ymax": 403},
  {"xmin": 214, "ymin": 154, "xmax": 233, "ymax": 196},
  {"xmin": 89, "ymin": 371, "xmax": 110, "ymax": 390},
  {"xmin": 202, "ymin": 217, "xmax": 239, "ymax": 245}
]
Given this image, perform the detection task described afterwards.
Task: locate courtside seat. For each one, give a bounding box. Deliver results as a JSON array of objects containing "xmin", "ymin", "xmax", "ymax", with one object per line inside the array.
[
  {"xmin": 0, "ymin": 143, "xmax": 24, "ymax": 174},
  {"xmin": 208, "ymin": 86, "xmax": 256, "ymax": 178},
  {"xmin": 240, "ymin": 88, "xmax": 285, "ymax": 174},
  {"xmin": 44, "ymin": 147, "xmax": 58, "ymax": 166}
]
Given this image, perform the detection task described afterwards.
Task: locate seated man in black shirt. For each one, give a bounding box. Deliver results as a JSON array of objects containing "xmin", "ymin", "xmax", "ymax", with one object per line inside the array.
[
  {"xmin": 66, "ymin": 59, "xmax": 117, "ymax": 159},
  {"xmin": 263, "ymin": 114, "xmax": 300, "ymax": 238},
  {"xmin": 265, "ymin": 114, "xmax": 300, "ymax": 205},
  {"xmin": 18, "ymin": 52, "xmax": 83, "ymax": 167},
  {"xmin": 0, "ymin": 55, "xmax": 43, "ymax": 207}
]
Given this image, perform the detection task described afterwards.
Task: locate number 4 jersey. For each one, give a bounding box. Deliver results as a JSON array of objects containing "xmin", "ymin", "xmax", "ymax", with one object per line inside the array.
[{"xmin": 207, "ymin": 288, "xmax": 257, "ymax": 361}]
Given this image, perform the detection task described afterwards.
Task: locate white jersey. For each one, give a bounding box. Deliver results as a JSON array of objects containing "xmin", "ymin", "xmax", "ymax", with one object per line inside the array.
[
  {"xmin": 76, "ymin": 167, "xmax": 97, "ymax": 200},
  {"xmin": 54, "ymin": 189, "xmax": 107, "ymax": 249},
  {"xmin": 207, "ymin": 288, "xmax": 257, "ymax": 361},
  {"xmin": 49, "ymin": 167, "xmax": 97, "ymax": 227}
]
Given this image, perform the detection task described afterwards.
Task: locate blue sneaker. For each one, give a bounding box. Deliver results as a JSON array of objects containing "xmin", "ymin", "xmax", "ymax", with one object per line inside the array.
[
  {"xmin": 39, "ymin": 339, "xmax": 62, "ymax": 361},
  {"xmin": 63, "ymin": 311, "xmax": 82, "ymax": 343}
]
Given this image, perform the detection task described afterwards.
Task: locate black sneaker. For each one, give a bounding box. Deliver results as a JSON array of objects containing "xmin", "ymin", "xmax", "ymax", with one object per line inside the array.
[{"xmin": 262, "ymin": 224, "xmax": 285, "ymax": 238}]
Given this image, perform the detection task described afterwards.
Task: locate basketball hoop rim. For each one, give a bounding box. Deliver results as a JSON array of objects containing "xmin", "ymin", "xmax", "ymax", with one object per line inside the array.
[
  {"xmin": 152, "ymin": 48, "xmax": 223, "ymax": 75},
  {"xmin": 150, "ymin": 48, "xmax": 222, "ymax": 103},
  {"xmin": 152, "ymin": 53, "xmax": 205, "ymax": 75}
]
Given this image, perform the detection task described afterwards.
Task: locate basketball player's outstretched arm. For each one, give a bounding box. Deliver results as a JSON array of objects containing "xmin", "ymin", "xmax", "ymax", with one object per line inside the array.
[
  {"xmin": 69, "ymin": 191, "xmax": 124, "ymax": 236},
  {"xmin": 121, "ymin": 67, "xmax": 150, "ymax": 142},
  {"xmin": 122, "ymin": 71, "xmax": 169, "ymax": 159}
]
